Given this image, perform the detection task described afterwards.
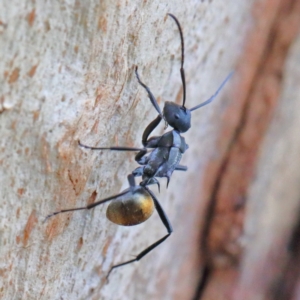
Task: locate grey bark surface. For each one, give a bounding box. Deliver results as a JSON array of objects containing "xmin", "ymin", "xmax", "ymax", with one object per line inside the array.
[{"xmin": 0, "ymin": 1, "xmax": 250, "ymax": 299}]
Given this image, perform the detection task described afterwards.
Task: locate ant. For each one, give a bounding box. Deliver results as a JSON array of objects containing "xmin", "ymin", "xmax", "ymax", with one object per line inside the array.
[
  {"xmin": 45, "ymin": 13, "xmax": 233, "ymax": 278},
  {"xmin": 79, "ymin": 14, "xmax": 232, "ymax": 189}
]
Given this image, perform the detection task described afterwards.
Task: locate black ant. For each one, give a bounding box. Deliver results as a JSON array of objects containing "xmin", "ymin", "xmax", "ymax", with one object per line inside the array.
[
  {"xmin": 79, "ymin": 13, "xmax": 232, "ymax": 189},
  {"xmin": 45, "ymin": 13, "xmax": 232, "ymax": 278}
]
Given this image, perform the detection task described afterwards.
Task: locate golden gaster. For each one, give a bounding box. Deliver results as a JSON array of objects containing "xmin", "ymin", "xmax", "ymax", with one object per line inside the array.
[{"xmin": 106, "ymin": 187, "xmax": 154, "ymax": 226}]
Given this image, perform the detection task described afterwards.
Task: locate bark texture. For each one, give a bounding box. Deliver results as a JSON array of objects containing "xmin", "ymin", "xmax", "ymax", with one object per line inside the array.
[{"xmin": 1, "ymin": 0, "xmax": 299, "ymax": 300}]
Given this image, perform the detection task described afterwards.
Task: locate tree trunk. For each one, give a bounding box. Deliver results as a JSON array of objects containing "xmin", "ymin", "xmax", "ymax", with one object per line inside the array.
[{"xmin": 1, "ymin": 0, "xmax": 300, "ymax": 300}]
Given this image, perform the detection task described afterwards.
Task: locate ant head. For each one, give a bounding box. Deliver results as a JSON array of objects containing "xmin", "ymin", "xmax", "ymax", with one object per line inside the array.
[{"xmin": 163, "ymin": 101, "xmax": 191, "ymax": 133}]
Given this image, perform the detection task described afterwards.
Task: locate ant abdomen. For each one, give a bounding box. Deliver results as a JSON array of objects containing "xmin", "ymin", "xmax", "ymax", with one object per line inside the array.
[{"xmin": 106, "ymin": 187, "xmax": 154, "ymax": 226}]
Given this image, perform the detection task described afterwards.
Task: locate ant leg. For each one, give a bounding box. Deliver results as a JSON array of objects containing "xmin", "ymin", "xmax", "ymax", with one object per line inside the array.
[
  {"xmin": 78, "ymin": 141, "xmax": 151, "ymax": 170},
  {"xmin": 132, "ymin": 166, "xmax": 144, "ymax": 177},
  {"xmin": 127, "ymin": 174, "xmax": 136, "ymax": 188},
  {"xmin": 135, "ymin": 66, "xmax": 163, "ymax": 117},
  {"xmin": 175, "ymin": 165, "xmax": 187, "ymax": 171},
  {"xmin": 107, "ymin": 186, "xmax": 172, "ymax": 279},
  {"xmin": 142, "ymin": 115, "xmax": 163, "ymax": 147},
  {"xmin": 45, "ymin": 175, "xmax": 136, "ymax": 222},
  {"xmin": 44, "ymin": 190, "xmax": 129, "ymax": 222},
  {"xmin": 131, "ymin": 168, "xmax": 160, "ymax": 192},
  {"xmin": 135, "ymin": 149, "xmax": 148, "ymax": 164},
  {"xmin": 78, "ymin": 141, "xmax": 144, "ymax": 152},
  {"xmin": 135, "ymin": 67, "xmax": 167, "ymax": 146},
  {"xmin": 190, "ymin": 72, "xmax": 234, "ymax": 112},
  {"xmin": 145, "ymin": 177, "xmax": 161, "ymax": 193},
  {"xmin": 79, "ymin": 141, "xmax": 149, "ymax": 168}
]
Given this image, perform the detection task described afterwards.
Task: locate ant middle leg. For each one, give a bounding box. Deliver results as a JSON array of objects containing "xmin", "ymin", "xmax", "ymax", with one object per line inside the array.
[
  {"xmin": 78, "ymin": 140, "xmax": 150, "ymax": 167},
  {"xmin": 175, "ymin": 165, "xmax": 187, "ymax": 171}
]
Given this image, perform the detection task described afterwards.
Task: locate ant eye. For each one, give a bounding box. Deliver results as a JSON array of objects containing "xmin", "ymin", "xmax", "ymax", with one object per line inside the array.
[{"xmin": 175, "ymin": 114, "xmax": 179, "ymax": 119}]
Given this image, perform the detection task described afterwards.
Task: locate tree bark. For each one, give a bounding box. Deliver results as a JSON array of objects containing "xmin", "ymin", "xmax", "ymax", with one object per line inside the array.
[{"xmin": 1, "ymin": 0, "xmax": 299, "ymax": 300}]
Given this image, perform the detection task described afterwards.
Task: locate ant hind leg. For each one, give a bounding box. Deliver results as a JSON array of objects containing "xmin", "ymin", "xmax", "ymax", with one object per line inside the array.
[{"xmin": 106, "ymin": 187, "xmax": 172, "ymax": 279}]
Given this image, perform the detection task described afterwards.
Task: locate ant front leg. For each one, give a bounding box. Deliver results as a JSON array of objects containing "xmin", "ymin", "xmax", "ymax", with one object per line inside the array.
[
  {"xmin": 135, "ymin": 66, "xmax": 166, "ymax": 148},
  {"xmin": 132, "ymin": 115, "xmax": 162, "ymax": 166},
  {"xmin": 142, "ymin": 115, "xmax": 163, "ymax": 148},
  {"xmin": 107, "ymin": 186, "xmax": 172, "ymax": 279},
  {"xmin": 135, "ymin": 66, "xmax": 163, "ymax": 117}
]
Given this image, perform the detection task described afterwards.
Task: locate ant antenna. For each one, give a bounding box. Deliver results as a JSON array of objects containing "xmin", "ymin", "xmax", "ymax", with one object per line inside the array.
[
  {"xmin": 190, "ymin": 71, "xmax": 234, "ymax": 111},
  {"xmin": 167, "ymin": 13, "xmax": 186, "ymax": 110}
]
